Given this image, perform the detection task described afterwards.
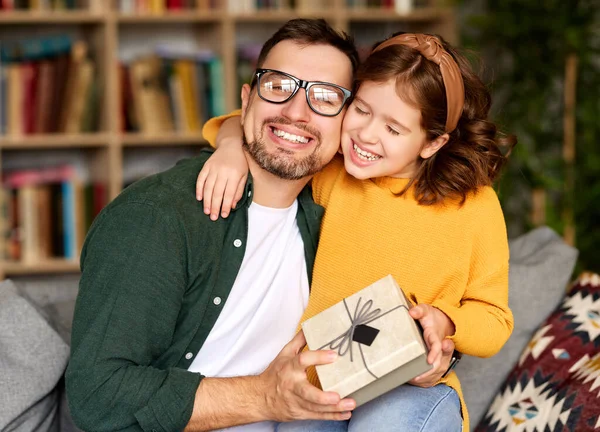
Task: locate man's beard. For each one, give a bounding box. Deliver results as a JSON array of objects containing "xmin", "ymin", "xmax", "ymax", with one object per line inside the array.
[{"xmin": 242, "ymin": 118, "xmax": 324, "ymax": 181}]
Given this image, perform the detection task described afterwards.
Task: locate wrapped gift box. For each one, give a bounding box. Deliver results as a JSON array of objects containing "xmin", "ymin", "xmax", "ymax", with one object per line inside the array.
[{"xmin": 302, "ymin": 274, "xmax": 431, "ymax": 406}]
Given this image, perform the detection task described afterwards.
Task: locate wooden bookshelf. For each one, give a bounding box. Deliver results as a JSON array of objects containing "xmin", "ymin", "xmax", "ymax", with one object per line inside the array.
[
  {"xmin": 0, "ymin": 0, "xmax": 457, "ymax": 277},
  {"xmin": 121, "ymin": 132, "xmax": 208, "ymax": 147},
  {"xmin": 3, "ymin": 258, "xmax": 80, "ymax": 276},
  {"xmin": 0, "ymin": 134, "xmax": 110, "ymax": 149},
  {"xmin": 0, "ymin": 10, "xmax": 105, "ymax": 24}
]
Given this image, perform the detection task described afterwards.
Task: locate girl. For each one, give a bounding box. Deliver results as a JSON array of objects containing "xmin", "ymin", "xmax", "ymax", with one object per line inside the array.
[{"xmin": 198, "ymin": 33, "xmax": 516, "ymax": 432}]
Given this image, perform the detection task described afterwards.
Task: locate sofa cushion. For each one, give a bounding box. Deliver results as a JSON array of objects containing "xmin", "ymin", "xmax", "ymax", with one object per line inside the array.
[
  {"xmin": 457, "ymin": 226, "xmax": 579, "ymax": 429},
  {"xmin": 0, "ymin": 279, "xmax": 70, "ymax": 432},
  {"xmin": 475, "ymin": 272, "xmax": 600, "ymax": 431}
]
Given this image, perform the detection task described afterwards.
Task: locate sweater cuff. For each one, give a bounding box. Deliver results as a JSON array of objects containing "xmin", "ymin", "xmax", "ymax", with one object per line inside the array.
[
  {"xmin": 430, "ymin": 299, "xmax": 464, "ymax": 348},
  {"xmin": 201, "ymin": 109, "xmax": 243, "ymax": 147},
  {"xmin": 135, "ymin": 369, "xmax": 203, "ymax": 432}
]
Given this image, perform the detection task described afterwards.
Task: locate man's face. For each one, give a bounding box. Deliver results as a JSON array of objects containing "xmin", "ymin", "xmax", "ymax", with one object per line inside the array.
[{"xmin": 240, "ymin": 40, "xmax": 353, "ymax": 180}]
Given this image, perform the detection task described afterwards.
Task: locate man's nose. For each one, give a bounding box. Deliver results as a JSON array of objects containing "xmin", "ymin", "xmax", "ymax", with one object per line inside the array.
[{"xmin": 281, "ymin": 89, "xmax": 311, "ymax": 123}]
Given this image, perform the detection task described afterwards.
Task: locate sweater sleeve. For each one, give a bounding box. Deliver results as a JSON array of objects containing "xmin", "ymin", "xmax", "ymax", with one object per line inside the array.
[
  {"xmin": 66, "ymin": 202, "xmax": 201, "ymax": 432},
  {"xmin": 202, "ymin": 109, "xmax": 243, "ymax": 148},
  {"xmin": 431, "ymin": 189, "xmax": 514, "ymax": 358}
]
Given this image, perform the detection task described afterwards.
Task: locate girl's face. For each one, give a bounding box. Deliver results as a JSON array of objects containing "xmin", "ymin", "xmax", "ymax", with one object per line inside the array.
[{"xmin": 340, "ymin": 79, "xmax": 442, "ymax": 180}]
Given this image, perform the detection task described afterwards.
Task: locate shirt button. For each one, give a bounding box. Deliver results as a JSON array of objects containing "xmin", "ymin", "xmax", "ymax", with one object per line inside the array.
[
  {"xmin": 185, "ymin": 352, "xmax": 193, "ymax": 360},
  {"xmin": 233, "ymin": 239, "xmax": 242, "ymax": 248},
  {"xmin": 213, "ymin": 297, "xmax": 222, "ymax": 305},
  {"xmin": 248, "ymin": 190, "xmax": 252, "ymax": 197}
]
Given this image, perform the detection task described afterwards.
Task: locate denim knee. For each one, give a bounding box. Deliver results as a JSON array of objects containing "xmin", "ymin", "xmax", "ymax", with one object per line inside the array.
[
  {"xmin": 275, "ymin": 419, "xmax": 348, "ymax": 432},
  {"xmin": 347, "ymin": 384, "xmax": 461, "ymax": 432}
]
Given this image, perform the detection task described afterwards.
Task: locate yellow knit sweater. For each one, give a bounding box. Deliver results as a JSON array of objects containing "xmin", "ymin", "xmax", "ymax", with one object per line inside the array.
[{"xmin": 203, "ymin": 113, "xmax": 514, "ymax": 431}]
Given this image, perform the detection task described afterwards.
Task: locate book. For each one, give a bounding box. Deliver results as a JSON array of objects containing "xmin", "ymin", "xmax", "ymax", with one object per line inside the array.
[
  {"xmin": 0, "ymin": 63, "xmax": 6, "ymax": 136},
  {"xmin": 129, "ymin": 56, "xmax": 174, "ymax": 134},
  {"xmin": 0, "ymin": 35, "xmax": 72, "ymax": 63},
  {"xmin": 7, "ymin": 64, "xmax": 24, "ymax": 137},
  {"xmin": 34, "ymin": 60, "xmax": 54, "ymax": 134}
]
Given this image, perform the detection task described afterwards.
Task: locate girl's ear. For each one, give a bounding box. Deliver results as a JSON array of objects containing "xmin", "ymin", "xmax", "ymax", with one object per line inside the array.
[{"xmin": 420, "ymin": 133, "xmax": 449, "ymax": 159}]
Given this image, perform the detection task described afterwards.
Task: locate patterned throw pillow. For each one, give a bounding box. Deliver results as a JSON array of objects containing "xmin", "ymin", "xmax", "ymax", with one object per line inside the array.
[{"xmin": 476, "ymin": 273, "xmax": 600, "ymax": 432}]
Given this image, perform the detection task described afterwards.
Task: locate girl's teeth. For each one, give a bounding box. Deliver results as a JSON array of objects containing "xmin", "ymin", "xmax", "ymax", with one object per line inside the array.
[
  {"xmin": 273, "ymin": 128, "xmax": 309, "ymax": 144},
  {"xmin": 353, "ymin": 143, "xmax": 380, "ymax": 161}
]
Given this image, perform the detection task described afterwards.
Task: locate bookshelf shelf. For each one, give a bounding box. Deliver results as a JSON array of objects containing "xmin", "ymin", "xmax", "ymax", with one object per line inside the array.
[
  {"xmin": 345, "ymin": 7, "xmax": 447, "ymax": 22},
  {"xmin": 0, "ymin": 11, "xmax": 105, "ymax": 24},
  {"xmin": 121, "ymin": 133, "xmax": 207, "ymax": 146},
  {"xmin": 0, "ymin": 134, "xmax": 110, "ymax": 149},
  {"xmin": 0, "ymin": 0, "xmax": 456, "ymax": 278},
  {"xmin": 231, "ymin": 11, "xmax": 335, "ymax": 22},
  {"xmin": 116, "ymin": 11, "xmax": 224, "ymax": 24},
  {"xmin": 2, "ymin": 259, "xmax": 80, "ymax": 276}
]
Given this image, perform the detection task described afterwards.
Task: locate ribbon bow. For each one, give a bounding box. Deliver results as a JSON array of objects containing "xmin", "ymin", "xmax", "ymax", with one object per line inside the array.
[{"xmin": 319, "ymin": 297, "xmax": 405, "ymax": 380}]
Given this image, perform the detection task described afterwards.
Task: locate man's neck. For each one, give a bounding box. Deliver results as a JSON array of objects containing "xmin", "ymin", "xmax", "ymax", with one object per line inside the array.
[{"xmin": 247, "ymin": 158, "xmax": 311, "ymax": 209}]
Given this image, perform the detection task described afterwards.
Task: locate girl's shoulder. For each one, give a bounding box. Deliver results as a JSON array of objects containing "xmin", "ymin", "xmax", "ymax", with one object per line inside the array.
[
  {"xmin": 312, "ymin": 155, "xmax": 347, "ymax": 207},
  {"xmin": 458, "ymin": 185, "xmax": 505, "ymax": 225},
  {"xmin": 316, "ymin": 154, "xmax": 346, "ymax": 180}
]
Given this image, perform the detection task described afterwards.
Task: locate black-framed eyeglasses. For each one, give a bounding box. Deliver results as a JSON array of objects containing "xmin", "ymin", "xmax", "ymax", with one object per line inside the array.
[{"xmin": 252, "ymin": 68, "xmax": 353, "ymax": 117}]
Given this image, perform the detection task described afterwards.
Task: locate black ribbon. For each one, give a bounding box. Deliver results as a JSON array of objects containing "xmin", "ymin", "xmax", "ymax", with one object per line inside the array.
[{"xmin": 318, "ymin": 297, "xmax": 407, "ymax": 380}]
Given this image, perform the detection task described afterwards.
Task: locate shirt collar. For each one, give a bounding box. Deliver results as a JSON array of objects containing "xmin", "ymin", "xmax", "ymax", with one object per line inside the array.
[{"xmin": 232, "ymin": 174, "xmax": 321, "ymax": 217}]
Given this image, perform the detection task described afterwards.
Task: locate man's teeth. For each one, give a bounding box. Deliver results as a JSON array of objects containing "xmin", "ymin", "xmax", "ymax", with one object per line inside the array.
[
  {"xmin": 353, "ymin": 143, "xmax": 381, "ymax": 161},
  {"xmin": 273, "ymin": 128, "xmax": 310, "ymax": 144}
]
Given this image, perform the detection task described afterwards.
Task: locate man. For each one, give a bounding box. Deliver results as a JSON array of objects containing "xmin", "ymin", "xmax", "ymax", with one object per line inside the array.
[{"xmin": 66, "ymin": 19, "xmax": 453, "ymax": 432}]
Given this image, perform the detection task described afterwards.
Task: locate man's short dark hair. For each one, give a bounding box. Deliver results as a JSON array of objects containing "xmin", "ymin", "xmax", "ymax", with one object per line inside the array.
[{"xmin": 254, "ymin": 18, "xmax": 359, "ymax": 84}]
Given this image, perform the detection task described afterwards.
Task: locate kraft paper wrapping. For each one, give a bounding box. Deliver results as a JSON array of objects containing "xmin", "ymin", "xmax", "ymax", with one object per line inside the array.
[{"xmin": 302, "ymin": 275, "xmax": 431, "ymax": 406}]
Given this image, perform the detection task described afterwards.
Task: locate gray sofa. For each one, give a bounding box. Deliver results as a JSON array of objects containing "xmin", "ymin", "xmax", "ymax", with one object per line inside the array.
[{"xmin": 0, "ymin": 226, "xmax": 578, "ymax": 432}]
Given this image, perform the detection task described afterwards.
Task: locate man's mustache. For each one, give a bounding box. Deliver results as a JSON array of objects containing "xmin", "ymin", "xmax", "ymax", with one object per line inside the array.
[{"xmin": 262, "ymin": 117, "xmax": 322, "ymax": 143}]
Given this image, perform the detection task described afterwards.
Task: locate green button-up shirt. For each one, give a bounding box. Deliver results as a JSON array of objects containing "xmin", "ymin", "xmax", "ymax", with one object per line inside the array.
[{"xmin": 66, "ymin": 149, "xmax": 324, "ymax": 432}]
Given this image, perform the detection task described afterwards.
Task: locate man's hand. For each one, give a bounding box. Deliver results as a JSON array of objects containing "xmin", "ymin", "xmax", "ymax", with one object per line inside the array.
[
  {"xmin": 260, "ymin": 331, "xmax": 355, "ymax": 422},
  {"xmin": 408, "ymin": 304, "xmax": 456, "ymax": 388},
  {"xmin": 186, "ymin": 331, "xmax": 354, "ymax": 431}
]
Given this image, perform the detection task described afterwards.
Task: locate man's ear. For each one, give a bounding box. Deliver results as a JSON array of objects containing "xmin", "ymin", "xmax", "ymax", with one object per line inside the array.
[
  {"xmin": 420, "ymin": 133, "xmax": 449, "ymax": 159},
  {"xmin": 240, "ymin": 84, "xmax": 251, "ymax": 124}
]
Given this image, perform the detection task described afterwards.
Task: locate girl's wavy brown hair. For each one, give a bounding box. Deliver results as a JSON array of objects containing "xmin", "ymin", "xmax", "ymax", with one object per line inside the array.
[{"xmin": 358, "ymin": 34, "xmax": 516, "ymax": 205}]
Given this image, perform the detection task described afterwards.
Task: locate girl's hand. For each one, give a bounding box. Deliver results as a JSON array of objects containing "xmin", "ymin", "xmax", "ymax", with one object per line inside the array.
[
  {"xmin": 408, "ymin": 304, "xmax": 456, "ymax": 388},
  {"xmin": 196, "ymin": 138, "xmax": 249, "ymax": 220}
]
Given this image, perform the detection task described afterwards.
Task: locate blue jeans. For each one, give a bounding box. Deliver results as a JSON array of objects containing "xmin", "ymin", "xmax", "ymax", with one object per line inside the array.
[{"xmin": 275, "ymin": 384, "xmax": 461, "ymax": 432}]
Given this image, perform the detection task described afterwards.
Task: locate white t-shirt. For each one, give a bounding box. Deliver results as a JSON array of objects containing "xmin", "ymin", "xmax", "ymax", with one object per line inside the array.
[{"xmin": 188, "ymin": 200, "xmax": 309, "ymax": 432}]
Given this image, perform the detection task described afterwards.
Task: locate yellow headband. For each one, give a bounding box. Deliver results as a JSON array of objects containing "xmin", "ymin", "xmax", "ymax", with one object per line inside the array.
[{"xmin": 373, "ymin": 34, "xmax": 465, "ymax": 133}]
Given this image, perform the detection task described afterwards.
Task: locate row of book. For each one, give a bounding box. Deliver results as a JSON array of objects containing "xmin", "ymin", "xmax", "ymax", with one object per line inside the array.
[
  {"xmin": 346, "ymin": 0, "xmax": 428, "ymax": 10},
  {"xmin": 227, "ymin": 0, "xmax": 296, "ymax": 11},
  {"xmin": 121, "ymin": 48, "xmax": 225, "ymax": 134},
  {"xmin": 0, "ymin": 35, "xmax": 98, "ymax": 137},
  {"xmin": 118, "ymin": 0, "xmax": 217, "ymax": 12},
  {"xmin": 227, "ymin": 0, "xmax": 426, "ymax": 11},
  {"xmin": 1, "ymin": 165, "xmax": 106, "ymax": 263},
  {"xmin": 0, "ymin": 0, "xmax": 101, "ymax": 10}
]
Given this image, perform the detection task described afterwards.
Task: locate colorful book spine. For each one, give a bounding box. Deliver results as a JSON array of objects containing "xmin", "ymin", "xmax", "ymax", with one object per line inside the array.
[
  {"xmin": 0, "ymin": 63, "xmax": 6, "ymax": 136},
  {"xmin": 208, "ymin": 58, "xmax": 225, "ymax": 117},
  {"xmin": 61, "ymin": 181, "xmax": 76, "ymax": 260},
  {"xmin": 0, "ymin": 35, "xmax": 72, "ymax": 63}
]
